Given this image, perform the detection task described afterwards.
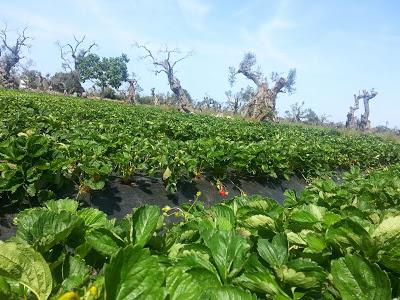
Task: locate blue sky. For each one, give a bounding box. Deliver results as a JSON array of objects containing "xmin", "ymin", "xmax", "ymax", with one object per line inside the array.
[{"xmin": 2, "ymin": 0, "xmax": 400, "ymax": 127}]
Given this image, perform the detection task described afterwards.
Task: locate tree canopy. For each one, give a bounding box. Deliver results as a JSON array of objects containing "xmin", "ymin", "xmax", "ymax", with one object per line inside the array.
[{"xmin": 78, "ymin": 53, "xmax": 129, "ymax": 90}]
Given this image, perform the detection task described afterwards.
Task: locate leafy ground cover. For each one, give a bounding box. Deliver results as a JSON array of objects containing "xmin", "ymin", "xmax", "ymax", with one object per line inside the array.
[
  {"xmin": 0, "ymin": 165, "xmax": 399, "ymax": 299},
  {"xmin": 1, "ymin": 90, "xmax": 400, "ymax": 299},
  {"xmin": 1, "ymin": 89, "xmax": 399, "ymax": 207}
]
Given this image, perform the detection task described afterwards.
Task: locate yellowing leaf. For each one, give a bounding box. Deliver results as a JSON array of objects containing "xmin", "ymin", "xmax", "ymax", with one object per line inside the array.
[
  {"xmin": 0, "ymin": 242, "xmax": 52, "ymax": 300},
  {"xmin": 163, "ymin": 167, "xmax": 172, "ymax": 180},
  {"xmin": 372, "ymin": 215, "xmax": 400, "ymax": 244}
]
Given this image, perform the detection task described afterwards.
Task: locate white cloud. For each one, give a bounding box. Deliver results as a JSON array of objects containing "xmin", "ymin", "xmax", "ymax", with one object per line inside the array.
[
  {"xmin": 176, "ymin": 0, "xmax": 211, "ymax": 30},
  {"xmin": 69, "ymin": 0, "xmax": 140, "ymax": 44},
  {"xmin": 240, "ymin": 21, "xmax": 296, "ymax": 67},
  {"xmin": 1, "ymin": 10, "xmax": 84, "ymax": 40}
]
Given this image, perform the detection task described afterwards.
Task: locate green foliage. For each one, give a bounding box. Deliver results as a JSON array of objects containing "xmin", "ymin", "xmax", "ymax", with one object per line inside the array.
[
  {"xmin": 130, "ymin": 205, "xmax": 161, "ymax": 247},
  {"xmin": 59, "ymin": 255, "xmax": 90, "ymax": 292},
  {"xmin": 331, "ymin": 255, "xmax": 391, "ymax": 300},
  {"xmin": 14, "ymin": 208, "xmax": 83, "ymax": 252},
  {"xmin": 104, "ymin": 245, "xmax": 165, "ymax": 300},
  {"xmin": 50, "ymin": 71, "xmax": 83, "ymax": 94},
  {"xmin": 1, "ymin": 89, "xmax": 400, "ymax": 205},
  {"xmin": 0, "ymin": 131, "xmax": 66, "ymax": 205},
  {"xmin": 0, "ymin": 165, "xmax": 399, "ymax": 299},
  {"xmin": 257, "ymin": 233, "xmax": 288, "ymax": 268},
  {"xmin": 0, "ymin": 90, "xmax": 400, "ymax": 298},
  {"xmin": 0, "ymin": 242, "xmax": 52, "ymax": 300},
  {"xmin": 20, "ymin": 69, "xmax": 44, "ymax": 90},
  {"xmin": 203, "ymin": 230, "xmax": 250, "ymax": 283},
  {"xmin": 78, "ymin": 53, "xmax": 129, "ymax": 90}
]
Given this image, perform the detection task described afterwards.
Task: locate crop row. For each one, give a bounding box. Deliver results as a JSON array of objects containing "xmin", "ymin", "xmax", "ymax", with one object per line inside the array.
[
  {"xmin": 0, "ymin": 164, "xmax": 399, "ymax": 299},
  {"xmin": 1, "ymin": 89, "xmax": 400, "ymax": 206}
]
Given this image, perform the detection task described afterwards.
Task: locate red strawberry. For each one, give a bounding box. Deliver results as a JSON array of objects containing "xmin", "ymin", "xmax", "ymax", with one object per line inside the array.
[{"xmin": 219, "ymin": 186, "xmax": 227, "ymax": 197}]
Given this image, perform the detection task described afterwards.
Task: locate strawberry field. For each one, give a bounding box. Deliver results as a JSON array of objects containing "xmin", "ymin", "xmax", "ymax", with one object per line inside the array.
[{"xmin": 1, "ymin": 89, "xmax": 400, "ymax": 299}]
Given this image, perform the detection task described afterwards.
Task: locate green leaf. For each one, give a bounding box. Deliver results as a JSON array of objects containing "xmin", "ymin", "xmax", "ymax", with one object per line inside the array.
[
  {"xmin": 44, "ymin": 199, "xmax": 79, "ymax": 213},
  {"xmin": 104, "ymin": 245, "xmax": 165, "ymax": 300},
  {"xmin": 27, "ymin": 135, "xmax": 50, "ymax": 158},
  {"xmin": 243, "ymin": 214, "xmax": 275, "ymax": 229},
  {"xmin": 60, "ymin": 255, "xmax": 90, "ymax": 291},
  {"xmin": 86, "ymin": 228, "xmax": 123, "ymax": 257},
  {"xmin": 233, "ymin": 270, "xmax": 286, "ymax": 296},
  {"xmin": 325, "ymin": 218, "xmax": 373, "ymax": 253},
  {"xmin": 0, "ymin": 276, "xmax": 11, "ymax": 299},
  {"xmin": 286, "ymin": 231, "xmax": 307, "ymax": 246},
  {"xmin": 377, "ymin": 237, "xmax": 400, "ymax": 273},
  {"xmin": 210, "ymin": 205, "xmax": 235, "ymax": 230},
  {"xmin": 290, "ymin": 204, "xmax": 326, "ymax": 224},
  {"xmin": 282, "ymin": 258, "xmax": 326, "ymax": 289},
  {"xmin": 372, "ymin": 214, "xmax": 400, "ymax": 245},
  {"xmin": 177, "ymin": 250, "xmax": 220, "ymax": 281},
  {"xmin": 0, "ymin": 242, "xmax": 52, "ymax": 300},
  {"xmin": 331, "ymin": 255, "xmax": 391, "ymax": 300},
  {"xmin": 257, "ymin": 233, "xmax": 288, "ymax": 268},
  {"xmin": 323, "ymin": 211, "xmax": 342, "ymax": 227},
  {"xmin": 83, "ymin": 178, "xmax": 105, "ymax": 190},
  {"xmin": 131, "ymin": 205, "xmax": 160, "ymax": 247},
  {"xmin": 26, "ymin": 183, "xmax": 37, "ymax": 196},
  {"xmin": 15, "ymin": 209, "xmax": 83, "ymax": 253},
  {"xmin": 78, "ymin": 207, "xmax": 111, "ymax": 230},
  {"xmin": 203, "ymin": 286, "xmax": 257, "ymax": 300},
  {"xmin": 203, "ymin": 230, "xmax": 250, "ymax": 283},
  {"xmin": 166, "ymin": 267, "xmax": 220, "ymax": 300},
  {"xmin": 303, "ymin": 232, "xmax": 327, "ymax": 253}
]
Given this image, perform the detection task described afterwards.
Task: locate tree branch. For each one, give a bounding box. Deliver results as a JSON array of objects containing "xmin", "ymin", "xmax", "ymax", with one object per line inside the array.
[
  {"xmin": 57, "ymin": 35, "xmax": 97, "ymax": 71},
  {"xmin": 135, "ymin": 42, "xmax": 193, "ymax": 113},
  {"xmin": 0, "ymin": 24, "xmax": 31, "ymax": 55},
  {"xmin": 172, "ymin": 50, "xmax": 193, "ymax": 68}
]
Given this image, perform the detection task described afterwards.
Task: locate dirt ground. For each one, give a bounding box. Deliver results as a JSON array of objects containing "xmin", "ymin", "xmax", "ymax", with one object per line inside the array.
[{"xmin": 0, "ymin": 175, "xmax": 306, "ymax": 240}]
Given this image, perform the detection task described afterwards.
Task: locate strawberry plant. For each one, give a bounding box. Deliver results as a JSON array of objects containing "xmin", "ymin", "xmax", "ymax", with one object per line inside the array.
[
  {"xmin": 0, "ymin": 165, "xmax": 399, "ymax": 299},
  {"xmin": 1, "ymin": 89, "xmax": 400, "ymax": 298},
  {"xmin": 1, "ymin": 89, "xmax": 400, "ymax": 204},
  {"xmin": 0, "ymin": 131, "xmax": 68, "ymax": 205}
]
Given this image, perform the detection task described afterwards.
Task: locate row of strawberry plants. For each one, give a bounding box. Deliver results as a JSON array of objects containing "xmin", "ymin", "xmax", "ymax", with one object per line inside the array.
[
  {"xmin": 0, "ymin": 164, "xmax": 399, "ymax": 299},
  {"xmin": 1, "ymin": 89, "xmax": 400, "ymax": 206}
]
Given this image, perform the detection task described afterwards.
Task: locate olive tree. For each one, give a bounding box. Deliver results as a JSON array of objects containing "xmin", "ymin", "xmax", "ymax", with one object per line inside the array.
[
  {"xmin": 346, "ymin": 89, "xmax": 377, "ymax": 131},
  {"xmin": 56, "ymin": 35, "xmax": 97, "ymax": 73},
  {"xmin": 225, "ymin": 86, "xmax": 254, "ymax": 114},
  {"xmin": 135, "ymin": 43, "xmax": 193, "ymax": 113},
  {"xmin": 20, "ymin": 69, "xmax": 50, "ymax": 90},
  {"xmin": 55, "ymin": 35, "xmax": 97, "ymax": 94},
  {"xmin": 126, "ymin": 73, "xmax": 142, "ymax": 104},
  {"xmin": 0, "ymin": 25, "xmax": 31, "ymax": 88},
  {"xmin": 285, "ymin": 101, "xmax": 308, "ymax": 122},
  {"xmin": 229, "ymin": 52, "xmax": 296, "ymax": 121},
  {"xmin": 286, "ymin": 101, "xmax": 329, "ymax": 125},
  {"xmin": 78, "ymin": 53, "xmax": 129, "ymax": 92},
  {"xmin": 196, "ymin": 94, "xmax": 222, "ymax": 112}
]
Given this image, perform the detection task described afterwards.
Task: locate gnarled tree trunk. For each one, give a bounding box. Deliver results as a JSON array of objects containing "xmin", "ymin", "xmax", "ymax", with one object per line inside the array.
[
  {"xmin": 231, "ymin": 53, "xmax": 295, "ymax": 121},
  {"xmin": 136, "ymin": 43, "xmax": 193, "ymax": 113},
  {"xmin": 242, "ymin": 82, "xmax": 283, "ymax": 121},
  {"xmin": 56, "ymin": 35, "xmax": 97, "ymax": 95},
  {"xmin": 151, "ymin": 88, "xmax": 159, "ymax": 105},
  {"xmin": 0, "ymin": 25, "xmax": 31, "ymax": 88},
  {"xmin": 360, "ymin": 96, "xmax": 372, "ymax": 130},
  {"xmin": 345, "ymin": 94, "xmax": 360, "ymax": 129},
  {"xmin": 346, "ymin": 89, "xmax": 377, "ymax": 131},
  {"xmin": 168, "ymin": 73, "xmax": 192, "ymax": 113},
  {"xmin": 127, "ymin": 79, "xmax": 137, "ymax": 104}
]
